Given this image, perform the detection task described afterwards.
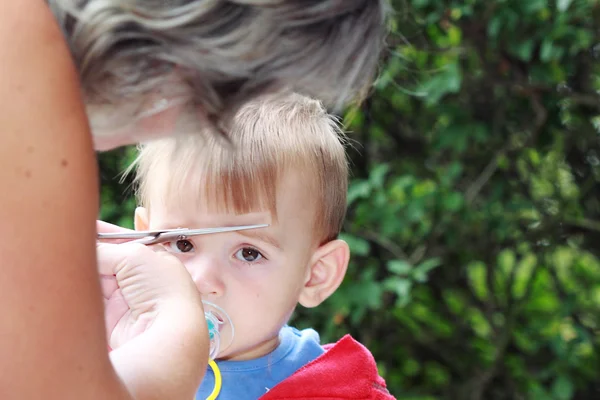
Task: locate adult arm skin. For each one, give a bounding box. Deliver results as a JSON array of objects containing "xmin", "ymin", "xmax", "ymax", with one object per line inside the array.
[{"xmin": 0, "ymin": 2, "xmax": 207, "ymax": 399}]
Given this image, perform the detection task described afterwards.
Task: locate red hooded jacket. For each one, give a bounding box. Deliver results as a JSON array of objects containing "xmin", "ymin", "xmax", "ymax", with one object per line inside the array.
[{"xmin": 259, "ymin": 335, "xmax": 396, "ymax": 400}]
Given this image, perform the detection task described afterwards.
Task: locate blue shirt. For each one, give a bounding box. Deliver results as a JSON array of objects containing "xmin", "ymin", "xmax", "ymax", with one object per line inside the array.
[{"xmin": 196, "ymin": 325, "xmax": 324, "ymax": 400}]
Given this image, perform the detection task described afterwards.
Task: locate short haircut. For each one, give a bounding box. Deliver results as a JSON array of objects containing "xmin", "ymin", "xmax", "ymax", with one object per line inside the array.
[{"xmin": 132, "ymin": 93, "xmax": 349, "ymax": 244}]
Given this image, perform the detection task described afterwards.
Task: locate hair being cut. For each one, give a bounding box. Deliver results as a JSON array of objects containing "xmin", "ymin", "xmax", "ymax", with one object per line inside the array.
[
  {"xmin": 132, "ymin": 93, "xmax": 348, "ymax": 244},
  {"xmin": 49, "ymin": 0, "xmax": 389, "ymax": 134}
]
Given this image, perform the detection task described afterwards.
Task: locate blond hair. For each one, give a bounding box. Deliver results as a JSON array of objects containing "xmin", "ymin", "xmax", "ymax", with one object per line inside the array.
[
  {"xmin": 49, "ymin": 0, "xmax": 389, "ymax": 135},
  {"xmin": 132, "ymin": 93, "xmax": 348, "ymax": 243}
]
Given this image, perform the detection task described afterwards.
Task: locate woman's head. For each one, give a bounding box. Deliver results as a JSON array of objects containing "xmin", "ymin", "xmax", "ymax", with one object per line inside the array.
[{"xmin": 49, "ymin": 0, "xmax": 389, "ymax": 149}]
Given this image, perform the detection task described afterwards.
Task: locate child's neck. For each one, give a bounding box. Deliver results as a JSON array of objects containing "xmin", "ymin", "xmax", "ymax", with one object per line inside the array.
[{"xmin": 219, "ymin": 335, "xmax": 280, "ymax": 361}]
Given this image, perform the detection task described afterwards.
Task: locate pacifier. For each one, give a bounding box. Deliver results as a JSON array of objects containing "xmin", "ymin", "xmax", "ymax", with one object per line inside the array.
[{"xmin": 203, "ymin": 301, "xmax": 234, "ymax": 360}]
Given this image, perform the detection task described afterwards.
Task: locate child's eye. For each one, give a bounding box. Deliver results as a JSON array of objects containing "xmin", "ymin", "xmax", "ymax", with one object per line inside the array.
[
  {"xmin": 167, "ymin": 239, "xmax": 195, "ymax": 253},
  {"xmin": 234, "ymin": 247, "xmax": 264, "ymax": 263}
]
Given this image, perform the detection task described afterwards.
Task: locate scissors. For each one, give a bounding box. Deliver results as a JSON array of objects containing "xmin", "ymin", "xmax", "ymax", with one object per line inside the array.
[{"xmin": 97, "ymin": 224, "xmax": 269, "ymax": 245}]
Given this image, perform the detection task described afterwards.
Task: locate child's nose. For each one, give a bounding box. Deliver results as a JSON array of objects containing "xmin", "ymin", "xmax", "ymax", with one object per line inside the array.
[{"xmin": 186, "ymin": 256, "xmax": 225, "ymax": 297}]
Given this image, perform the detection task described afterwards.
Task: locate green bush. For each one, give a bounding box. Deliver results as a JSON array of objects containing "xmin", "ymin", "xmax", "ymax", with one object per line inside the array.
[{"xmin": 99, "ymin": 1, "xmax": 600, "ymax": 398}]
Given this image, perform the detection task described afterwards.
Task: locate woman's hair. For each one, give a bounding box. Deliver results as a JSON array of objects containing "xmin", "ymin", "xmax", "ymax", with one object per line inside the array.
[{"xmin": 49, "ymin": 0, "xmax": 389, "ymax": 134}]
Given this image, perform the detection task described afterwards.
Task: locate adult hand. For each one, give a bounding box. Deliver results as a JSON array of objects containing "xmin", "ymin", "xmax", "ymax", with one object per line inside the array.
[
  {"xmin": 96, "ymin": 221, "xmax": 209, "ymax": 399},
  {"xmin": 96, "ymin": 221, "xmax": 205, "ymax": 350}
]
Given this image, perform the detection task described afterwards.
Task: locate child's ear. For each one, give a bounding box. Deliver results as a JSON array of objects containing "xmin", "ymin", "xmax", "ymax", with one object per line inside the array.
[
  {"xmin": 134, "ymin": 207, "xmax": 149, "ymax": 231},
  {"xmin": 299, "ymin": 239, "xmax": 349, "ymax": 309}
]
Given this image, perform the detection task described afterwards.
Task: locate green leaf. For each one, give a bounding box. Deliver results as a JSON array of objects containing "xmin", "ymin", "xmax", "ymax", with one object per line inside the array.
[
  {"xmin": 413, "ymin": 258, "xmax": 442, "ymax": 282},
  {"xmin": 497, "ymin": 249, "xmax": 516, "ymax": 280},
  {"xmin": 440, "ymin": 162, "xmax": 463, "ymax": 186},
  {"xmin": 339, "ymin": 233, "xmax": 370, "ymax": 256},
  {"xmin": 345, "ymin": 277, "xmax": 383, "ymax": 311},
  {"xmin": 442, "ymin": 191, "xmax": 464, "ymax": 212},
  {"xmin": 551, "ymin": 375, "xmax": 574, "ymax": 400},
  {"xmin": 347, "ymin": 181, "xmax": 371, "ymax": 204},
  {"xmin": 512, "ymin": 253, "xmax": 537, "ymax": 299},
  {"xmin": 405, "ymin": 201, "xmax": 426, "ymax": 223},
  {"xmin": 411, "ymin": 0, "xmax": 430, "ymax": 9},
  {"xmin": 493, "ymin": 249, "xmax": 516, "ymax": 305},
  {"xmin": 416, "ymin": 258, "xmax": 442, "ymax": 273},
  {"xmin": 374, "ymin": 57, "xmax": 403, "ymax": 90},
  {"xmin": 419, "ymin": 62, "xmax": 463, "ymax": 105},
  {"xmin": 511, "ymin": 39, "xmax": 535, "ymax": 62},
  {"xmin": 522, "ymin": 0, "xmax": 547, "ymax": 14},
  {"xmin": 369, "ymin": 163, "xmax": 390, "ymax": 189},
  {"xmin": 401, "ymin": 358, "xmax": 421, "ymax": 377},
  {"xmin": 384, "ymin": 277, "xmax": 412, "ymax": 307},
  {"xmin": 467, "ymin": 261, "xmax": 489, "ymax": 301},
  {"xmin": 467, "ymin": 308, "xmax": 491, "ymax": 338},
  {"xmin": 556, "ymin": 0, "xmax": 573, "ymax": 12},
  {"xmin": 540, "ymin": 39, "xmax": 555, "ymax": 62},
  {"xmin": 447, "ymin": 25, "xmax": 462, "ymax": 46},
  {"xmin": 443, "ymin": 290, "xmax": 466, "ymax": 314},
  {"xmin": 423, "ymin": 362, "xmax": 450, "ymax": 387},
  {"xmin": 487, "ymin": 16, "xmax": 502, "ymax": 39},
  {"xmin": 388, "ymin": 260, "xmax": 412, "ymax": 275}
]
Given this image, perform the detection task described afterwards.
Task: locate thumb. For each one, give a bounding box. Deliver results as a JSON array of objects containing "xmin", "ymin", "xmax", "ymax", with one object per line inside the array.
[
  {"xmin": 96, "ymin": 242, "xmax": 170, "ymax": 276},
  {"xmin": 96, "ymin": 242, "xmax": 136, "ymax": 276}
]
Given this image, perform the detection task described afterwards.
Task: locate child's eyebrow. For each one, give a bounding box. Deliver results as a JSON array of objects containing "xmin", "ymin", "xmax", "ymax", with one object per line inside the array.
[{"xmin": 237, "ymin": 228, "xmax": 282, "ymax": 250}]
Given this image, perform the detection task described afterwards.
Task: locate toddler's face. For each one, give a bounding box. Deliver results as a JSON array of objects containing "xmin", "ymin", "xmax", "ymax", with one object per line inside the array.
[{"xmin": 140, "ymin": 171, "xmax": 319, "ymax": 360}]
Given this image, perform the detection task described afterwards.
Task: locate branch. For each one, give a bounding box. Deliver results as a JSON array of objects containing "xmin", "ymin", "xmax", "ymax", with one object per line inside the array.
[
  {"xmin": 563, "ymin": 217, "xmax": 600, "ymax": 233},
  {"xmin": 464, "ymin": 104, "xmax": 508, "ymax": 205},
  {"xmin": 464, "ymin": 147, "xmax": 506, "ymax": 204},
  {"xmin": 566, "ymin": 93, "xmax": 600, "ymax": 110},
  {"xmin": 362, "ymin": 230, "xmax": 409, "ymax": 261},
  {"xmin": 408, "ymin": 244, "xmax": 427, "ymax": 265},
  {"xmin": 529, "ymin": 91, "xmax": 548, "ymax": 139},
  {"xmin": 468, "ymin": 326, "xmax": 513, "ymax": 400}
]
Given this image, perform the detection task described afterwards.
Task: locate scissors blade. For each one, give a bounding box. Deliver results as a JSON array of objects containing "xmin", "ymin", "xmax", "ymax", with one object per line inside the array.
[
  {"xmin": 173, "ymin": 224, "xmax": 269, "ymax": 237},
  {"xmin": 146, "ymin": 224, "xmax": 269, "ymax": 244},
  {"xmin": 98, "ymin": 224, "xmax": 269, "ymax": 245}
]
